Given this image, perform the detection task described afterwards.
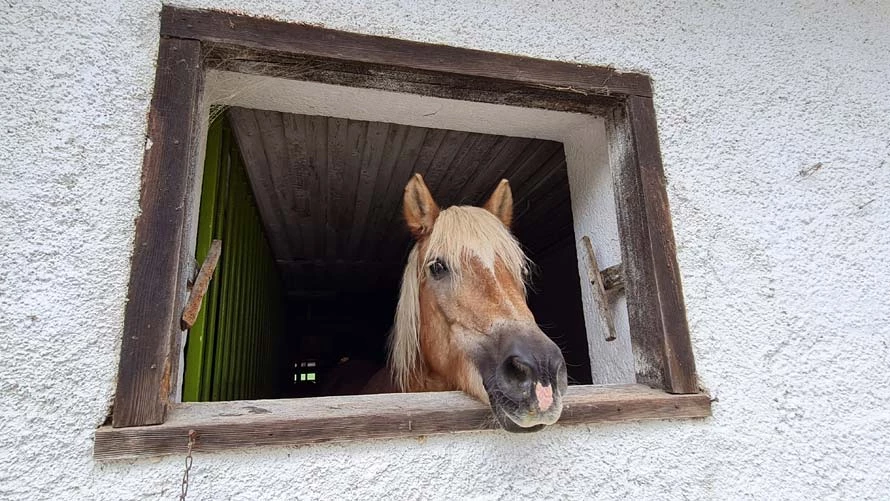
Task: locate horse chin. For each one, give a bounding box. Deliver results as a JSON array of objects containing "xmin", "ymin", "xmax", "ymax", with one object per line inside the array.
[
  {"xmin": 492, "ymin": 406, "xmax": 546, "ymax": 433},
  {"xmin": 486, "ymin": 389, "xmax": 562, "ymax": 433}
]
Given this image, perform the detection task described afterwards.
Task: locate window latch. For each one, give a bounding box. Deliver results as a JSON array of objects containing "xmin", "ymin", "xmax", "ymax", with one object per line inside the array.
[
  {"xmin": 581, "ymin": 236, "xmax": 624, "ymax": 342},
  {"xmin": 181, "ymin": 240, "xmax": 223, "ymax": 330}
]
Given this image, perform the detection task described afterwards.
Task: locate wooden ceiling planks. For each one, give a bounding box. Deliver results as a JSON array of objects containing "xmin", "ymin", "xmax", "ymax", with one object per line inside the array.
[
  {"xmin": 227, "ymin": 107, "xmax": 574, "ymax": 296},
  {"xmin": 228, "ymin": 108, "xmax": 292, "ymax": 262}
]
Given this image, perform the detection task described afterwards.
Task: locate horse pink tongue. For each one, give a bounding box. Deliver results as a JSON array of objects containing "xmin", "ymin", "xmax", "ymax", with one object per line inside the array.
[{"xmin": 535, "ymin": 382, "xmax": 554, "ymax": 411}]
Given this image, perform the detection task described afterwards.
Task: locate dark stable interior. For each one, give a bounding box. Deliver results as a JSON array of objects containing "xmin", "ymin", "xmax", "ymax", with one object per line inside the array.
[{"xmin": 227, "ymin": 107, "xmax": 592, "ymax": 398}]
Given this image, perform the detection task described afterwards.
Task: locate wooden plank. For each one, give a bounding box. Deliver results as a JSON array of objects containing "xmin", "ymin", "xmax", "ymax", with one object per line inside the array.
[
  {"xmin": 180, "ymin": 240, "xmax": 223, "ymax": 329},
  {"xmin": 357, "ymin": 123, "xmax": 410, "ymax": 253},
  {"xmin": 305, "ymin": 114, "xmax": 330, "ymax": 258},
  {"xmin": 511, "ymin": 151, "xmax": 568, "ymax": 212},
  {"xmin": 601, "ymin": 263, "xmax": 624, "ymax": 292},
  {"xmin": 112, "ymin": 38, "xmax": 203, "ymax": 428},
  {"xmin": 375, "ymin": 126, "xmax": 446, "ymax": 262},
  {"xmin": 582, "ymin": 236, "xmax": 617, "ymax": 342},
  {"xmin": 439, "ymin": 134, "xmax": 503, "ymax": 206},
  {"xmin": 511, "ymin": 158, "xmax": 569, "ymax": 229},
  {"xmin": 281, "ymin": 112, "xmax": 314, "ymax": 257},
  {"xmin": 510, "ymin": 149, "xmax": 568, "ymax": 232},
  {"xmin": 369, "ymin": 126, "xmax": 430, "ymax": 260},
  {"xmin": 255, "ymin": 109, "xmax": 303, "ymax": 259},
  {"xmin": 515, "ymin": 198, "xmax": 573, "ymax": 252},
  {"xmin": 606, "ymin": 102, "xmax": 666, "ymax": 390},
  {"xmin": 520, "ymin": 221, "xmax": 573, "ymax": 258},
  {"xmin": 409, "ymin": 128, "xmax": 448, "ymax": 183},
  {"xmin": 252, "ymin": 252, "xmax": 266, "ymax": 397},
  {"xmin": 232, "ymin": 208, "xmax": 247, "ymax": 401},
  {"xmin": 345, "ymin": 121, "xmax": 389, "ymax": 259},
  {"xmin": 94, "ymin": 384, "xmax": 710, "ymax": 460},
  {"xmin": 326, "ymin": 117, "xmax": 349, "ymax": 258},
  {"xmin": 626, "ymin": 96, "xmax": 697, "ymax": 394},
  {"xmin": 203, "ymin": 45, "xmax": 616, "ymax": 115},
  {"xmin": 161, "ymin": 7, "xmax": 652, "ymax": 99},
  {"xmin": 264, "ymin": 255, "xmax": 276, "ymax": 397},
  {"xmin": 461, "ymin": 136, "xmax": 534, "ymax": 206},
  {"xmin": 227, "ymin": 108, "xmax": 293, "ymax": 261},
  {"xmin": 503, "ymin": 142, "xmax": 564, "ymax": 212},
  {"xmin": 339, "ymin": 119, "xmax": 367, "ymax": 251},
  {"xmin": 421, "ymin": 130, "xmax": 470, "ymax": 197}
]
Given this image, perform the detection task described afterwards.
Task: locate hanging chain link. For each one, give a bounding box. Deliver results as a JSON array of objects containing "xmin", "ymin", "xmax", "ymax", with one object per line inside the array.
[{"xmin": 179, "ymin": 430, "xmax": 197, "ymax": 501}]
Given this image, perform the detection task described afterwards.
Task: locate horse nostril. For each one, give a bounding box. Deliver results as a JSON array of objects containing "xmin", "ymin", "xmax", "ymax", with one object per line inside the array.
[
  {"xmin": 555, "ymin": 360, "xmax": 569, "ymax": 392},
  {"xmin": 502, "ymin": 355, "xmax": 536, "ymax": 385}
]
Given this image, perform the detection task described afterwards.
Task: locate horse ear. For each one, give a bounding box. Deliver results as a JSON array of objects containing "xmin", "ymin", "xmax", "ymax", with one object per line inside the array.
[
  {"xmin": 403, "ymin": 173, "xmax": 440, "ymax": 238},
  {"xmin": 483, "ymin": 179, "xmax": 513, "ymax": 228}
]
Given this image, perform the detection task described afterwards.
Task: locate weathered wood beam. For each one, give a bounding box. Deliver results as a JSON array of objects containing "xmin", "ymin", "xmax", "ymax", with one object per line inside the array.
[
  {"xmin": 160, "ymin": 7, "xmax": 652, "ymax": 99},
  {"xmin": 609, "ymin": 96, "xmax": 697, "ymax": 394},
  {"xmin": 582, "ymin": 236, "xmax": 617, "ymax": 342},
  {"xmin": 113, "ymin": 38, "xmax": 204, "ymax": 428},
  {"xmin": 95, "ymin": 384, "xmax": 710, "ymax": 460},
  {"xmin": 181, "ymin": 239, "xmax": 222, "ymax": 330}
]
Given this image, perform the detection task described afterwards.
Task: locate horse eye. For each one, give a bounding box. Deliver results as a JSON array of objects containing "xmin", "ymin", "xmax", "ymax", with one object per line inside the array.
[{"xmin": 428, "ymin": 259, "xmax": 448, "ymax": 279}]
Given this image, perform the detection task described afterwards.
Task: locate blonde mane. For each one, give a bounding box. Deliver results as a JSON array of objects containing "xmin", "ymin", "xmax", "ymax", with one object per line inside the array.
[{"xmin": 388, "ymin": 205, "xmax": 530, "ymax": 391}]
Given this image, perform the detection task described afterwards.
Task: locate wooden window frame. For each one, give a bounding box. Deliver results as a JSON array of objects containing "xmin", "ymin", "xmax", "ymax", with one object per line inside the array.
[{"xmin": 95, "ymin": 6, "xmax": 709, "ymax": 460}]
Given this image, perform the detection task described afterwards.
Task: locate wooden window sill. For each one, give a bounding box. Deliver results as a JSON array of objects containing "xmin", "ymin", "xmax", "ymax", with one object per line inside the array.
[{"xmin": 94, "ymin": 384, "xmax": 710, "ymax": 460}]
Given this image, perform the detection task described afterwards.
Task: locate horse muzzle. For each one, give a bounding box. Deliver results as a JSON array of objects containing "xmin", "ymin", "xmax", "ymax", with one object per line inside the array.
[{"xmin": 477, "ymin": 327, "xmax": 568, "ymax": 433}]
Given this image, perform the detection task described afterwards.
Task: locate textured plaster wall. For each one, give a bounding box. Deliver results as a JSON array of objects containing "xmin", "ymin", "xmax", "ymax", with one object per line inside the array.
[{"xmin": 1, "ymin": 1, "xmax": 888, "ymax": 499}]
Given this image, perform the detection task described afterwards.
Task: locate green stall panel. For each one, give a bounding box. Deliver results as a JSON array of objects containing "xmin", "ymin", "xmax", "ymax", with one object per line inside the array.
[{"xmin": 182, "ymin": 115, "xmax": 286, "ymax": 402}]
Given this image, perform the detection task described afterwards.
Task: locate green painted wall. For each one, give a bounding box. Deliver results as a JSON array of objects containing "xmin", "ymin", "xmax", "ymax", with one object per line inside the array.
[{"xmin": 182, "ymin": 116, "xmax": 285, "ymax": 402}]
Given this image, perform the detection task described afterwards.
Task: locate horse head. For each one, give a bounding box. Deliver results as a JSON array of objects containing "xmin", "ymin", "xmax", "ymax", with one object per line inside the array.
[{"xmin": 390, "ymin": 173, "xmax": 567, "ymax": 432}]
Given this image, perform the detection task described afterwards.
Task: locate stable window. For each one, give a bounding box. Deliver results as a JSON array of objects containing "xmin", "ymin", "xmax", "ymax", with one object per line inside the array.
[
  {"xmin": 184, "ymin": 108, "xmax": 596, "ymax": 403},
  {"xmin": 95, "ymin": 7, "xmax": 709, "ymax": 460}
]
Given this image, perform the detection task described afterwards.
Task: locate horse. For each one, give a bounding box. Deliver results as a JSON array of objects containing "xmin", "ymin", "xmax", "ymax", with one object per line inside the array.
[{"xmin": 369, "ymin": 173, "xmax": 568, "ymax": 432}]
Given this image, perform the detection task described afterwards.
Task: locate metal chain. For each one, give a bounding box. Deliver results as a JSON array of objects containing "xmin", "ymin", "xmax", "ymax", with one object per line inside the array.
[{"xmin": 179, "ymin": 430, "xmax": 197, "ymax": 501}]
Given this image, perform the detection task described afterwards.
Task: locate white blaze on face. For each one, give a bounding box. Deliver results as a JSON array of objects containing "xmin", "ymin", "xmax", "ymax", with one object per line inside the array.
[{"xmin": 535, "ymin": 382, "xmax": 554, "ymax": 411}]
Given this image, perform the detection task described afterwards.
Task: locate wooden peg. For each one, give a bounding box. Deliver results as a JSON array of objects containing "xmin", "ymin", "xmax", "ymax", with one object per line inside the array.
[
  {"xmin": 180, "ymin": 240, "xmax": 222, "ymax": 330},
  {"xmin": 582, "ymin": 236, "xmax": 617, "ymax": 342}
]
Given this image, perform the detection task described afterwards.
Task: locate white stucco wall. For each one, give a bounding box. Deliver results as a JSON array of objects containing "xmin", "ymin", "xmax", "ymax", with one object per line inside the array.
[{"xmin": 1, "ymin": 1, "xmax": 888, "ymax": 499}]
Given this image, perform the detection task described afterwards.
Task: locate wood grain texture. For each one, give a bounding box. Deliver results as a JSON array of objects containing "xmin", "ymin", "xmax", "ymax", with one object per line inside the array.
[
  {"xmin": 607, "ymin": 97, "xmax": 698, "ymax": 394},
  {"xmin": 204, "ymin": 44, "xmax": 620, "ymax": 115},
  {"xmin": 180, "ymin": 239, "xmax": 222, "ymax": 329},
  {"xmin": 113, "ymin": 38, "xmax": 204, "ymax": 427},
  {"xmin": 161, "ymin": 7, "xmax": 652, "ymax": 101},
  {"xmin": 227, "ymin": 108, "xmax": 293, "ymax": 261},
  {"xmin": 582, "ymin": 236, "xmax": 617, "ymax": 342},
  {"xmin": 626, "ymin": 96, "xmax": 697, "ymax": 394},
  {"xmin": 227, "ymin": 108, "xmax": 574, "ymax": 296},
  {"xmin": 601, "ymin": 263, "xmax": 625, "ymax": 293},
  {"xmin": 606, "ymin": 102, "xmax": 667, "ymax": 390},
  {"xmin": 95, "ymin": 384, "xmax": 710, "ymax": 460}
]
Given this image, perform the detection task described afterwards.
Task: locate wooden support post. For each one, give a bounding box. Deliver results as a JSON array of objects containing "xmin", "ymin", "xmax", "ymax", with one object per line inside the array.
[
  {"xmin": 609, "ymin": 96, "xmax": 698, "ymax": 394},
  {"xmin": 112, "ymin": 37, "xmax": 204, "ymax": 428}
]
